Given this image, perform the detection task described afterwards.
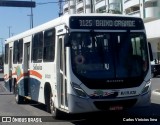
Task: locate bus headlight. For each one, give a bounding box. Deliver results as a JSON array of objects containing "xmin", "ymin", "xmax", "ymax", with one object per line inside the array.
[
  {"xmin": 71, "ymin": 82, "xmax": 88, "ymax": 98},
  {"xmin": 141, "ymin": 79, "xmax": 151, "ymax": 95}
]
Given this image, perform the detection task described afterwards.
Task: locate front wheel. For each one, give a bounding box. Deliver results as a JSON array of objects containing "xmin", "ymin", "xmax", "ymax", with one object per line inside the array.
[
  {"xmin": 45, "ymin": 90, "xmax": 63, "ymax": 119},
  {"xmin": 50, "ymin": 99, "xmax": 63, "ymax": 119}
]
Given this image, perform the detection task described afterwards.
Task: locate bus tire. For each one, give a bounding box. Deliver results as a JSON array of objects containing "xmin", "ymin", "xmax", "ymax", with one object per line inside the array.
[
  {"xmin": 45, "ymin": 86, "xmax": 63, "ymax": 119},
  {"xmin": 45, "ymin": 84, "xmax": 52, "ymax": 113},
  {"xmin": 50, "ymin": 97, "xmax": 63, "ymax": 119},
  {"xmin": 15, "ymin": 84, "xmax": 24, "ymax": 104}
]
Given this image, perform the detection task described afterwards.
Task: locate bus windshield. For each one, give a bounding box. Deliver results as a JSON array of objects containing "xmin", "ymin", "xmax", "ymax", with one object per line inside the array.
[{"xmin": 70, "ymin": 32, "xmax": 149, "ymax": 80}]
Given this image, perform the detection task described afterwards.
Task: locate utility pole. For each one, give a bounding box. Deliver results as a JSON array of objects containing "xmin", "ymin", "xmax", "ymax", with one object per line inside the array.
[
  {"xmin": 28, "ymin": 0, "xmax": 33, "ymax": 28},
  {"xmin": 0, "ymin": 0, "xmax": 36, "ymax": 29},
  {"xmin": 58, "ymin": 0, "xmax": 63, "ymax": 16},
  {"xmin": 8, "ymin": 26, "xmax": 12, "ymax": 37},
  {"xmin": 31, "ymin": 0, "xmax": 33, "ymax": 28}
]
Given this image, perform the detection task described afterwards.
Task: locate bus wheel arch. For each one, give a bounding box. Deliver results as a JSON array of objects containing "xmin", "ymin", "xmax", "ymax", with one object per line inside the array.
[{"xmin": 44, "ymin": 82, "xmax": 52, "ymax": 113}]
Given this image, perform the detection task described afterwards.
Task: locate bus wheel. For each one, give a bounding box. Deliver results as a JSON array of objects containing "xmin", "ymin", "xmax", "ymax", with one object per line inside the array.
[
  {"xmin": 50, "ymin": 98, "xmax": 62, "ymax": 119},
  {"xmin": 46, "ymin": 91, "xmax": 62, "ymax": 119},
  {"xmin": 15, "ymin": 85, "xmax": 24, "ymax": 104},
  {"xmin": 45, "ymin": 87, "xmax": 51, "ymax": 113},
  {"xmin": 45, "ymin": 86, "xmax": 63, "ymax": 118}
]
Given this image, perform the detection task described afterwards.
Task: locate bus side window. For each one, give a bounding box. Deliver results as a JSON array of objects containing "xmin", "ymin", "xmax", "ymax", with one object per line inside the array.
[
  {"xmin": 32, "ymin": 32, "xmax": 43, "ymax": 62},
  {"xmin": 13, "ymin": 40, "xmax": 19, "ymax": 64},
  {"xmin": 18, "ymin": 39, "xmax": 23, "ymax": 63},
  {"xmin": 43, "ymin": 28, "xmax": 55, "ymax": 62},
  {"xmin": 5, "ymin": 44, "xmax": 9, "ymax": 64}
]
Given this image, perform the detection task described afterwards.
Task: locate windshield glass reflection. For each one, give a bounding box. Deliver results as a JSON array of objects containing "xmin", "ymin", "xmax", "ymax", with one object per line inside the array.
[{"xmin": 70, "ymin": 32, "xmax": 148, "ymax": 79}]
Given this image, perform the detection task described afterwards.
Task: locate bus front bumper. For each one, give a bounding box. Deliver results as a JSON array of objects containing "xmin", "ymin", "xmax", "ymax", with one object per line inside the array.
[{"xmin": 67, "ymin": 91, "xmax": 151, "ymax": 114}]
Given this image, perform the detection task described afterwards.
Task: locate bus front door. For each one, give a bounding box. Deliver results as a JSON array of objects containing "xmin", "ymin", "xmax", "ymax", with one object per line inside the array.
[{"xmin": 58, "ymin": 36, "xmax": 68, "ymax": 110}]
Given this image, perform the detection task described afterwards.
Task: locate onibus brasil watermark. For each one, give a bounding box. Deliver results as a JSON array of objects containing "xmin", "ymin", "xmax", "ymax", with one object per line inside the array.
[{"xmin": 1, "ymin": 116, "xmax": 43, "ymax": 123}]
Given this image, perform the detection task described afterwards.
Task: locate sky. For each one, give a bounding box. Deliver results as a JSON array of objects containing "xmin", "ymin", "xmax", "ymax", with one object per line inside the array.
[{"xmin": 0, "ymin": 0, "xmax": 60, "ymax": 41}]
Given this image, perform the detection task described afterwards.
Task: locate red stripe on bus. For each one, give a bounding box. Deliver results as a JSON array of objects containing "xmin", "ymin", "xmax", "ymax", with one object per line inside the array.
[
  {"xmin": 3, "ymin": 70, "xmax": 42, "ymax": 82},
  {"xmin": 29, "ymin": 70, "xmax": 42, "ymax": 79}
]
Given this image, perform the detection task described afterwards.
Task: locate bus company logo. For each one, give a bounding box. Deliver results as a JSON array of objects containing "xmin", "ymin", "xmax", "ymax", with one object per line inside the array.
[
  {"xmin": 106, "ymin": 80, "xmax": 124, "ymax": 83},
  {"xmin": 90, "ymin": 90, "xmax": 119, "ymax": 98},
  {"xmin": 33, "ymin": 64, "xmax": 42, "ymax": 70}
]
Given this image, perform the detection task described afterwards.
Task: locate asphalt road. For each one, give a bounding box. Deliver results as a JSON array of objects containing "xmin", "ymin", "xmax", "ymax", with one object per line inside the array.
[{"xmin": 0, "ymin": 73, "xmax": 160, "ymax": 125}]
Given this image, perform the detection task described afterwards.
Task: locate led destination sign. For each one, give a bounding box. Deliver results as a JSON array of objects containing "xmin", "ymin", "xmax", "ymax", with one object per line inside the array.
[{"xmin": 69, "ymin": 16, "xmax": 144, "ymax": 30}]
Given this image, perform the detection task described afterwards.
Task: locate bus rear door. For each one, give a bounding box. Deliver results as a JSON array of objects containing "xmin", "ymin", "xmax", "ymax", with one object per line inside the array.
[
  {"xmin": 9, "ymin": 47, "xmax": 12, "ymax": 92},
  {"xmin": 23, "ymin": 42, "xmax": 31, "ymax": 97}
]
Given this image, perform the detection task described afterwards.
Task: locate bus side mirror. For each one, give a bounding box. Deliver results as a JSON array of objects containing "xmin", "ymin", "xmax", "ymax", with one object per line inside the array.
[
  {"xmin": 64, "ymin": 33, "xmax": 70, "ymax": 47},
  {"xmin": 148, "ymin": 42, "xmax": 153, "ymax": 61}
]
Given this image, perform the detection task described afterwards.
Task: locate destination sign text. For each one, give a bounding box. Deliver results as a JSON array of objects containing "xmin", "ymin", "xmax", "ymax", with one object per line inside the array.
[{"xmin": 70, "ymin": 16, "xmax": 144, "ymax": 30}]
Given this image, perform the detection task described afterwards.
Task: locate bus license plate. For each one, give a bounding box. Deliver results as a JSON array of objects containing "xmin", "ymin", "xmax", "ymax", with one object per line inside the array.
[{"xmin": 109, "ymin": 106, "xmax": 123, "ymax": 111}]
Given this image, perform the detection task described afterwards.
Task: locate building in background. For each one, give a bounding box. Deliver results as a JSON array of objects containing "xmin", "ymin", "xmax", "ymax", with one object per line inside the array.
[
  {"xmin": 123, "ymin": 0, "xmax": 160, "ymax": 63},
  {"xmin": 63, "ymin": 0, "xmax": 122, "ymax": 14}
]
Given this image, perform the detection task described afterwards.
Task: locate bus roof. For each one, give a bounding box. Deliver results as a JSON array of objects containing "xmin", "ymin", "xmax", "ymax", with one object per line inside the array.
[{"xmin": 5, "ymin": 13, "xmax": 142, "ymax": 43}]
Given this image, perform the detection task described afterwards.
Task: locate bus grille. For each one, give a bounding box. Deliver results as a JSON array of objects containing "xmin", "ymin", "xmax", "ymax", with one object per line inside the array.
[{"xmin": 93, "ymin": 99, "xmax": 137, "ymax": 110}]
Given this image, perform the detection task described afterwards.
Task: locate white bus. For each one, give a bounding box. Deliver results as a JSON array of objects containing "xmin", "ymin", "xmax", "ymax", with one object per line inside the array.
[{"xmin": 4, "ymin": 14, "xmax": 152, "ymax": 118}]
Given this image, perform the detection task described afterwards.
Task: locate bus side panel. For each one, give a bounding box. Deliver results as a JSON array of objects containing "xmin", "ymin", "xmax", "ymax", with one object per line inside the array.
[
  {"xmin": 36, "ymin": 63, "xmax": 56, "ymax": 104},
  {"xmin": 26, "ymin": 61, "xmax": 43, "ymax": 103},
  {"xmin": 16, "ymin": 75, "xmax": 41, "ymax": 101},
  {"xmin": 17, "ymin": 79, "xmax": 25, "ymax": 96},
  {"xmin": 29, "ymin": 77, "xmax": 41, "ymax": 101}
]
